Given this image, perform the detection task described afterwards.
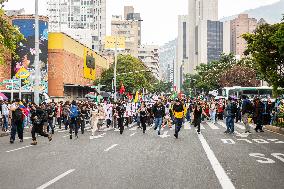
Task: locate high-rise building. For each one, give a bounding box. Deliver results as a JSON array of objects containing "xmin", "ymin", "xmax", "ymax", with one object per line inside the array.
[
  {"xmin": 188, "ymin": 0, "xmax": 219, "ymax": 71},
  {"xmin": 138, "ymin": 45, "xmax": 160, "ymax": 80},
  {"xmin": 47, "ymin": 0, "xmax": 106, "ymax": 51},
  {"xmin": 223, "ymin": 21, "xmax": 231, "ymax": 54},
  {"xmin": 111, "ymin": 6, "xmax": 142, "ymax": 57},
  {"xmin": 231, "ymin": 14, "xmax": 257, "ymax": 59},
  {"xmin": 198, "ymin": 20, "xmax": 223, "ymax": 64},
  {"xmin": 176, "ymin": 15, "xmax": 189, "ymax": 91}
]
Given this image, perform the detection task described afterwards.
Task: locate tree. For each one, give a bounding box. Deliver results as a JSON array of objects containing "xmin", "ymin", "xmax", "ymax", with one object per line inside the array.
[
  {"xmin": 97, "ymin": 55, "xmax": 157, "ymax": 93},
  {"xmin": 0, "ymin": 0, "xmax": 25, "ymax": 64},
  {"xmin": 219, "ymin": 65, "xmax": 260, "ymax": 87},
  {"xmin": 182, "ymin": 74, "xmax": 200, "ymax": 96},
  {"xmin": 194, "ymin": 53, "xmax": 238, "ymax": 91},
  {"xmin": 151, "ymin": 81, "xmax": 172, "ymax": 94},
  {"xmin": 243, "ymin": 20, "xmax": 284, "ymax": 95}
]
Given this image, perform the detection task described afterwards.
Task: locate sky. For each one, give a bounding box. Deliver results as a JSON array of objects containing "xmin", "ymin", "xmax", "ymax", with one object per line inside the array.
[{"xmin": 3, "ymin": 0, "xmax": 280, "ymax": 45}]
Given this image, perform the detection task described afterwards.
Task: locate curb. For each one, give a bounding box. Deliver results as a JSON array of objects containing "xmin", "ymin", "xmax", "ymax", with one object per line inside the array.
[
  {"xmin": 0, "ymin": 132, "xmax": 9, "ymax": 137},
  {"xmin": 265, "ymin": 125, "xmax": 284, "ymax": 135}
]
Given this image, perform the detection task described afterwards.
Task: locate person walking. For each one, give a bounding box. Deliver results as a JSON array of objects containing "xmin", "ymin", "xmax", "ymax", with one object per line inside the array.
[
  {"xmin": 241, "ymin": 95, "xmax": 252, "ymax": 133},
  {"xmin": 139, "ymin": 102, "xmax": 148, "ymax": 133},
  {"xmin": 2, "ymin": 100, "xmax": 9, "ymax": 132},
  {"xmin": 46, "ymin": 104, "xmax": 55, "ymax": 134},
  {"xmin": 9, "ymin": 99, "xmax": 24, "ymax": 144},
  {"xmin": 152, "ymin": 99, "xmax": 165, "ymax": 135},
  {"xmin": 224, "ymin": 97, "xmax": 237, "ymax": 134},
  {"xmin": 30, "ymin": 104, "xmax": 52, "ymax": 145},
  {"xmin": 69, "ymin": 101, "xmax": 79, "ymax": 139},
  {"xmin": 116, "ymin": 101, "xmax": 125, "ymax": 135},
  {"xmin": 193, "ymin": 103, "xmax": 207, "ymax": 134},
  {"xmin": 173, "ymin": 99, "xmax": 186, "ymax": 139},
  {"xmin": 253, "ymin": 97, "xmax": 265, "ymax": 132},
  {"xmin": 209, "ymin": 100, "xmax": 217, "ymax": 124}
]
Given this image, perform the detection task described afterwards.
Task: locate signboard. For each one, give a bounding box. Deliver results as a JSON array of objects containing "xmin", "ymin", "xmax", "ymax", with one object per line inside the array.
[{"xmin": 104, "ymin": 36, "xmax": 125, "ymax": 50}]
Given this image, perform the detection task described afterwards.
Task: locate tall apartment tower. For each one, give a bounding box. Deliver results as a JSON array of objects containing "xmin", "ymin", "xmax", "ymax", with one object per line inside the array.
[
  {"xmin": 47, "ymin": 0, "xmax": 106, "ymax": 51},
  {"xmin": 175, "ymin": 15, "xmax": 189, "ymax": 92},
  {"xmin": 188, "ymin": 0, "xmax": 219, "ymax": 70},
  {"xmin": 231, "ymin": 14, "xmax": 257, "ymax": 59}
]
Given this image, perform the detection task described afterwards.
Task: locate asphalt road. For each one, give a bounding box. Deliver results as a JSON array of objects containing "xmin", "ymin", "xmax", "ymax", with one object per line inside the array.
[{"xmin": 0, "ymin": 120, "xmax": 283, "ymax": 189}]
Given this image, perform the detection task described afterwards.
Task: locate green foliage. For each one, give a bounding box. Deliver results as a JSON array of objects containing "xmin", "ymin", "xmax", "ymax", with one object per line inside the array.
[
  {"xmin": 151, "ymin": 81, "xmax": 172, "ymax": 94},
  {"xmin": 243, "ymin": 21, "xmax": 284, "ymax": 92},
  {"xmin": 97, "ymin": 55, "xmax": 157, "ymax": 93},
  {"xmin": 0, "ymin": 0, "xmax": 25, "ymax": 64}
]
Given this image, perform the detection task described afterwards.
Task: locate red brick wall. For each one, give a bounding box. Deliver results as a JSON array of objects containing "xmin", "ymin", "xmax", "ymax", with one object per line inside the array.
[
  {"xmin": 0, "ymin": 51, "xmax": 11, "ymax": 90},
  {"xmin": 48, "ymin": 49, "xmax": 105, "ymax": 97}
]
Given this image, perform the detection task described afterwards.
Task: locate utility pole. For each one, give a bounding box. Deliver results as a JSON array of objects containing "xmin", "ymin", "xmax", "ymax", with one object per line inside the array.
[
  {"xmin": 114, "ymin": 36, "xmax": 118, "ymax": 102},
  {"xmin": 34, "ymin": 0, "xmax": 40, "ymax": 105}
]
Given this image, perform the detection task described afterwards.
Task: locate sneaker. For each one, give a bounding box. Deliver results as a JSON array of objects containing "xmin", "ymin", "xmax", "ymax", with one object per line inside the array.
[
  {"xmin": 254, "ymin": 128, "xmax": 259, "ymax": 132},
  {"xmin": 31, "ymin": 141, "xmax": 37, "ymax": 145},
  {"xmin": 19, "ymin": 139, "xmax": 23, "ymax": 142},
  {"xmin": 198, "ymin": 132, "xmax": 200, "ymax": 134},
  {"xmin": 48, "ymin": 135, "xmax": 52, "ymax": 142},
  {"xmin": 154, "ymin": 127, "xmax": 157, "ymax": 130},
  {"xmin": 174, "ymin": 133, "xmax": 178, "ymax": 139},
  {"xmin": 158, "ymin": 131, "xmax": 160, "ymax": 135},
  {"xmin": 70, "ymin": 135, "xmax": 72, "ymax": 139},
  {"xmin": 259, "ymin": 130, "xmax": 264, "ymax": 132},
  {"xmin": 224, "ymin": 131, "xmax": 229, "ymax": 134},
  {"xmin": 10, "ymin": 140, "xmax": 14, "ymax": 144}
]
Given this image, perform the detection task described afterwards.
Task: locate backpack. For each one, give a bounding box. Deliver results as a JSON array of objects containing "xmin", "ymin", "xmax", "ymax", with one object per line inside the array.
[
  {"xmin": 70, "ymin": 105, "xmax": 78, "ymax": 118},
  {"xmin": 14, "ymin": 108, "xmax": 24, "ymax": 123}
]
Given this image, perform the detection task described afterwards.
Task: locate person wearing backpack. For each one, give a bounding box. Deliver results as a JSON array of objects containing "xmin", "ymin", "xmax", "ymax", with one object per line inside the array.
[
  {"xmin": 9, "ymin": 99, "xmax": 24, "ymax": 144},
  {"xmin": 69, "ymin": 100, "xmax": 79, "ymax": 139}
]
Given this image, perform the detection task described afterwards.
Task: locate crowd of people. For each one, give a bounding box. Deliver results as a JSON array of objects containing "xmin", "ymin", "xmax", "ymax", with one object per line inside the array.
[{"xmin": 1, "ymin": 95, "xmax": 284, "ymax": 145}]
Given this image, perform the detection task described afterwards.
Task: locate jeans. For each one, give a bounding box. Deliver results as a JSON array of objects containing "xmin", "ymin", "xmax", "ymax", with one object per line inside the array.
[
  {"xmin": 10, "ymin": 121, "xmax": 23, "ymax": 141},
  {"xmin": 175, "ymin": 118, "xmax": 183, "ymax": 135},
  {"xmin": 210, "ymin": 111, "xmax": 216, "ymax": 124},
  {"xmin": 31, "ymin": 124, "xmax": 48, "ymax": 141},
  {"xmin": 242, "ymin": 113, "xmax": 250, "ymax": 132},
  {"xmin": 47, "ymin": 119, "xmax": 54, "ymax": 134},
  {"xmin": 226, "ymin": 116, "xmax": 234, "ymax": 133},
  {"xmin": 154, "ymin": 117, "xmax": 163, "ymax": 132},
  {"xmin": 69, "ymin": 117, "xmax": 78, "ymax": 136},
  {"xmin": 3, "ymin": 114, "xmax": 8, "ymax": 130}
]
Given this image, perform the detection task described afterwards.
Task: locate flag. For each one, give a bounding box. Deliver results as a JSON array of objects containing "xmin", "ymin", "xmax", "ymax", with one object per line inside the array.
[
  {"xmin": 134, "ymin": 91, "xmax": 139, "ymax": 103},
  {"xmin": 119, "ymin": 83, "xmax": 125, "ymax": 94}
]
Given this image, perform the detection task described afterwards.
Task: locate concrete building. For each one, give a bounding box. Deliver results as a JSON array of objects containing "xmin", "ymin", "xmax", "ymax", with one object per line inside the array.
[
  {"xmin": 48, "ymin": 32, "xmax": 109, "ymax": 100},
  {"xmin": 159, "ymin": 39, "xmax": 176, "ymax": 82},
  {"xmin": 138, "ymin": 45, "xmax": 160, "ymax": 80},
  {"xmin": 47, "ymin": 0, "xmax": 106, "ymax": 51},
  {"xmin": 223, "ymin": 21, "xmax": 231, "ymax": 54},
  {"xmin": 111, "ymin": 6, "xmax": 142, "ymax": 57},
  {"xmin": 176, "ymin": 15, "xmax": 189, "ymax": 91},
  {"xmin": 198, "ymin": 20, "xmax": 223, "ymax": 64},
  {"xmin": 5, "ymin": 8, "xmax": 25, "ymax": 16},
  {"xmin": 231, "ymin": 14, "xmax": 257, "ymax": 58},
  {"xmin": 188, "ymin": 0, "xmax": 219, "ymax": 71}
]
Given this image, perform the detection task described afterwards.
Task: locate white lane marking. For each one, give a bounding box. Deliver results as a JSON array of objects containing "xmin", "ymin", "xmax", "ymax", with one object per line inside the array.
[
  {"xmin": 58, "ymin": 130, "xmax": 69, "ymax": 133},
  {"xmin": 36, "ymin": 169, "xmax": 75, "ymax": 189},
  {"xmin": 200, "ymin": 124, "xmax": 205, "ymax": 130},
  {"xmin": 129, "ymin": 127, "xmax": 138, "ymax": 131},
  {"xmin": 235, "ymin": 123, "xmax": 245, "ymax": 130},
  {"xmin": 234, "ymin": 131, "xmax": 250, "ymax": 138},
  {"xmin": 184, "ymin": 122, "xmax": 191, "ymax": 130},
  {"xmin": 23, "ymin": 137, "xmax": 32, "ymax": 140},
  {"xmin": 90, "ymin": 133, "xmax": 106, "ymax": 140},
  {"xmin": 146, "ymin": 127, "xmax": 151, "ymax": 131},
  {"xmin": 218, "ymin": 121, "xmax": 227, "ymax": 129},
  {"xmin": 207, "ymin": 122, "xmax": 219, "ymax": 130},
  {"xmin": 221, "ymin": 139, "xmax": 235, "ymax": 144},
  {"xmin": 198, "ymin": 133, "xmax": 235, "ymax": 189},
  {"xmin": 104, "ymin": 144, "xmax": 118, "ymax": 152},
  {"xmin": 130, "ymin": 132, "xmax": 137, "ymax": 137},
  {"xmin": 63, "ymin": 135, "xmax": 70, "ymax": 138},
  {"xmin": 159, "ymin": 131, "xmax": 171, "ymax": 138},
  {"xmin": 6, "ymin": 145, "xmax": 33, "ymax": 153},
  {"xmin": 114, "ymin": 128, "xmax": 120, "ymax": 132}
]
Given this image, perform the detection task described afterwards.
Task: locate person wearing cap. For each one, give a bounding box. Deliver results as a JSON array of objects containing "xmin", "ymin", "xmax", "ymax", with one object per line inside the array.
[{"xmin": 173, "ymin": 98, "xmax": 186, "ymax": 138}]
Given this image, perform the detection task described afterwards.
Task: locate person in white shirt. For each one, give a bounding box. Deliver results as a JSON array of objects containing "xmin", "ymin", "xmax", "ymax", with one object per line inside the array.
[{"xmin": 2, "ymin": 101, "xmax": 9, "ymax": 132}]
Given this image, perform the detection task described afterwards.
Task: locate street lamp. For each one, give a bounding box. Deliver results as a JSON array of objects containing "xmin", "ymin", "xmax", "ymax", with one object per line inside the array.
[{"xmin": 34, "ymin": 0, "xmax": 40, "ymax": 105}]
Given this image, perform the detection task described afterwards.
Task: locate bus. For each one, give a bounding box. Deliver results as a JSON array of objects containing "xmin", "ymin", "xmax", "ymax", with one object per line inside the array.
[{"xmin": 221, "ymin": 86, "xmax": 273, "ymax": 99}]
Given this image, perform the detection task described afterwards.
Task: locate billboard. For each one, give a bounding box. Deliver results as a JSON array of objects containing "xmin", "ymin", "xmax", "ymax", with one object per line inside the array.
[
  {"xmin": 104, "ymin": 36, "xmax": 125, "ymax": 50},
  {"xmin": 11, "ymin": 18, "xmax": 48, "ymax": 93},
  {"xmin": 84, "ymin": 48, "xmax": 96, "ymax": 80}
]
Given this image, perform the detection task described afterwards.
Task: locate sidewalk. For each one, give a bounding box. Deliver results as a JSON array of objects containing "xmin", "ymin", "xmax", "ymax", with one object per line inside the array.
[{"xmin": 265, "ymin": 125, "xmax": 284, "ymax": 135}]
